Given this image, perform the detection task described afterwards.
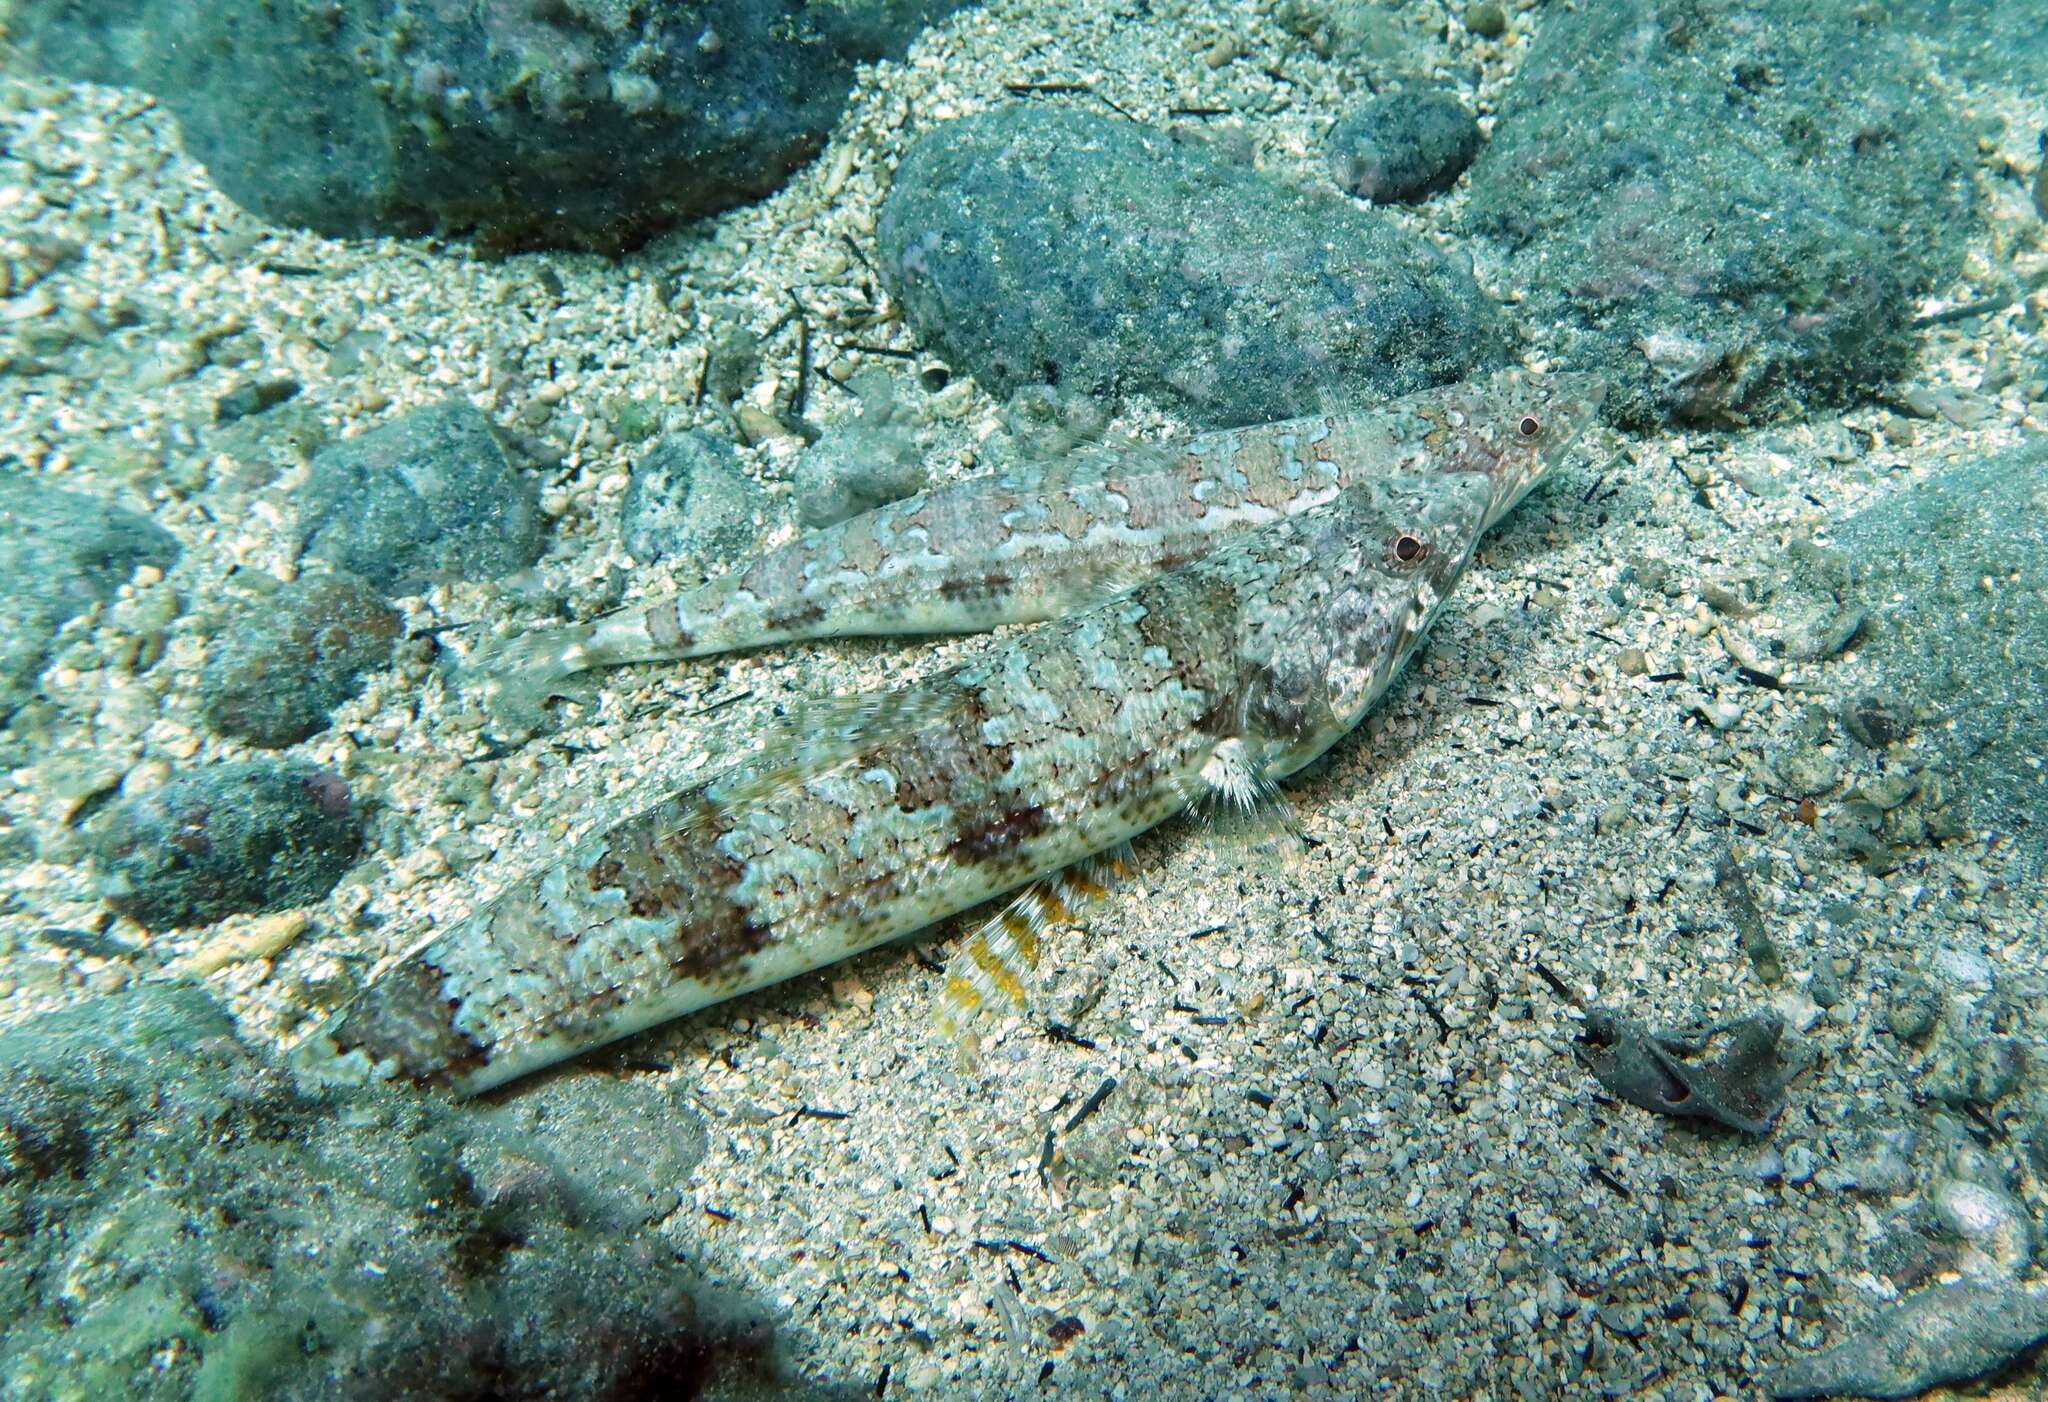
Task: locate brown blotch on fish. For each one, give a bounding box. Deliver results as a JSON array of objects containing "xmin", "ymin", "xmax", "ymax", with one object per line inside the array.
[
  {"xmin": 947, "ymin": 804, "xmax": 1051, "ymax": 865},
  {"xmin": 327, "ymin": 957, "xmax": 489, "ymax": 1088},
  {"xmin": 939, "ymin": 571, "xmax": 1014, "ymax": 602},
  {"xmin": 893, "ymin": 691, "xmax": 1013, "ymax": 812},
  {"xmin": 765, "ymin": 601, "xmax": 830, "ymax": 634}
]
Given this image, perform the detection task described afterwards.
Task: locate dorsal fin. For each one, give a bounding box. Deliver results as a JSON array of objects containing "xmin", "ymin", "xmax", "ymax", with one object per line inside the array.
[{"xmin": 710, "ymin": 675, "xmax": 966, "ymax": 810}]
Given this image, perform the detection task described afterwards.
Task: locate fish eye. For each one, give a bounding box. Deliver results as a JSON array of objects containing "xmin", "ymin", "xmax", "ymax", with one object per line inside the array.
[
  {"xmin": 1390, "ymin": 532, "xmax": 1429, "ymax": 565},
  {"xmin": 1518, "ymin": 414, "xmax": 1542, "ymax": 437}
]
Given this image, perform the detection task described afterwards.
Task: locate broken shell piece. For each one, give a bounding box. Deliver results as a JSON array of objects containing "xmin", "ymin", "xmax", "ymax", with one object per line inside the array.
[{"xmin": 1573, "ymin": 1006, "xmax": 1795, "ymax": 1135}]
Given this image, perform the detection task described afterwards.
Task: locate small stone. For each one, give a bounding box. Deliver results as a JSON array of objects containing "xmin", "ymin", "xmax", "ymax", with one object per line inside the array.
[
  {"xmin": 703, "ymin": 324, "xmax": 762, "ymax": 406},
  {"xmin": 1882, "ymin": 974, "xmax": 1942, "ymax": 1045},
  {"xmin": 793, "ymin": 371, "xmax": 931, "ymax": 528},
  {"xmin": 618, "ymin": 429, "xmax": 764, "ymax": 566},
  {"xmin": 1932, "ymin": 1178, "xmax": 2033, "ymax": 1279},
  {"xmin": 213, "ymin": 376, "xmax": 301, "ymax": 423},
  {"xmin": 90, "ymin": 761, "xmax": 363, "ymax": 927},
  {"xmin": 298, "ymin": 399, "xmax": 541, "ymax": 595},
  {"xmin": 198, "ymin": 570, "xmax": 400, "ymax": 746},
  {"xmin": 732, "ymin": 404, "xmax": 795, "ymax": 447},
  {"xmin": 1616, "ymin": 646, "xmax": 1649, "ymax": 675},
  {"xmin": 878, "ymin": 104, "xmax": 1496, "ymax": 428},
  {"xmin": 1771, "ymin": 748, "xmax": 1839, "ymax": 798},
  {"xmin": 1327, "ymin": 89, "xmax": 1482, "ymax": 204},
  {"xmin": 1462, "ymin": 1, "xmax": 1507, "ymax": 38}
]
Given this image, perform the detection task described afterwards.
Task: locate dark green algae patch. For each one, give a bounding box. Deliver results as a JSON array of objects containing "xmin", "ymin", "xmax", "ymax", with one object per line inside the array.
[{"xmin": 0, "ymin": 983, "xmax": 814, "ymax": 1401}]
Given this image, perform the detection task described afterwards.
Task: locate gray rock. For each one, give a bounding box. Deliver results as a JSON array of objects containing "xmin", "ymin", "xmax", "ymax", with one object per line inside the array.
[
  {"xmin": 793, "ymin": 372, "xmax": 930, "ymax": 528},
  {"xmin": 878, "ymin": 105, "xmax": 1500, "ymax": 428},
  {"xmin": 1326, "ymin": 89, "xmax": 1481, "ymax": 203},
  {"xmin": 198, "ymin": 570, "xmax": 400, "ymax": 746},
  {"xmin": 0, "ymin": 475, "xmax": 179, "ymax": 722},
  {"xmin": 617, "ymin": 429, "xmax": 763, "ymax": 567},
  {"xmin": 299, "ymin": 400, "xmax": 541, "ymax": 595},
  {"xmin": 1882, "ymin": 974, "xmax": 1943, "ymax": 1045},
  {"xmin": 1931, "ymin": 1178, "xmax": 2034, "ymax": 1279},
  {"xmin": 1772, "ymin": 1282, "xmax": 2048, "ymax": 1400},
  {"xmin": 1465, "ymin": 0, "xmax": 1976, "ymax": 428},
  {"xmin": 13, "ymin": 0, "xmax": 959, "ymax": 254},
  {"xmin": 90, "ymin": 761, "xmax": 363, "ymax": 927},
  {"xmin": 213, "ymin": 376, "xmax": 301, "ymax": 424},
  {"xmin": 0, "ymin": 982, "xmax": 775, "ymax": 1399},
  {"xmin": 1841, "ymin": 689, "xmax": 1915, "ymax": 749}
]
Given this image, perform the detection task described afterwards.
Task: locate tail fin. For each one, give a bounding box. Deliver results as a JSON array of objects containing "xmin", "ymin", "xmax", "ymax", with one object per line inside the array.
[
  {"xmin": 933, "ymin": 849, "xmax": 1131, "ymax": 1053},
  {"xmin": 460, "ymin": 624, "xmax": 600, "ymax": 736}
]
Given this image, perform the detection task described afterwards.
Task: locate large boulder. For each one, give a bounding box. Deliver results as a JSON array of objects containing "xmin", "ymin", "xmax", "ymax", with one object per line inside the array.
[
  {"xmin": 1465, "ymin": 0, "xmax": 1976, "ymax": 428},
  {"xmin": 13, "ymin": 0, "xmax": 958, "ymax": 253},
  {"xmin": 878, "ymin": 105, "xmax": 1501, "ymax": 427}
]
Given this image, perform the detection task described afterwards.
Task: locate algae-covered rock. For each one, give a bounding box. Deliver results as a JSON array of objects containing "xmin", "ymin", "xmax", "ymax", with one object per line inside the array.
[
  {"xmin": 0, "ymin": 983, "xmax": 773, "ymax": 1400},
  {"xmin": 198, "ymin": 570, "xmax": 400, "ymax": 746},
  {"xmin": 12, "ymin": 0, "xmax": 961, "ymax": 253},
  {"xmin": 879, "ymin": 104, "xmax": 1500, "ymax": 427},
  {"xmin": 90, "ymin": 760, "xmax": 363, "ymax": 927},
  {"xmin": 1466, "ymin": 0, "xmax": 1975, "ymax": 428}
]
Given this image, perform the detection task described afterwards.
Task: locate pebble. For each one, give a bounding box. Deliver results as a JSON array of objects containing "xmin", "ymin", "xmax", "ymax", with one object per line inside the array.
[
  {"xmin": 1326, "ymin": 89, "xmax": 1482, "ymax": 204},
  {"xmin": 89, "ymin": 760, "xmax": 363, "ymax": 927},
  {"xmin": 793, "ymin": 372, "xmax": 930, "ymax": 528},
  {"xmin": 1932, "ymin": 1179, "xmax": 2034, "ymax": 1279},
  {"xmin": 617, "ymin": 429, "xmax": 765, "ymax": 566},
  {"xmin": 212, "ymin": 376, "xmax": 301, "ymax": 423},
  {"xmin": 197, "ymin": 569, "xmax": 400, "ymax": 746},
  {"xmin": 1882, "ymin": 974, "xmax": 1943, "ymax": 1044},
  {"xmin": 297, "ymin": 399, "xmax": 542, "ymax": 595}
]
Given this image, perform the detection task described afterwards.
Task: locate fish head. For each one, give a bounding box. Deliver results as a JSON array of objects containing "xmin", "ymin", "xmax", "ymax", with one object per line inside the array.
[{"xmin": 1441, "ymin": 368, "xmax": 1608, "ymax": 528}]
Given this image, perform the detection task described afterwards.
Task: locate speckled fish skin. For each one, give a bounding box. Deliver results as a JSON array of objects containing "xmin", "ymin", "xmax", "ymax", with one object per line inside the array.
[
  {"xmin": 477, "ymin": 370, "xmax": 1592, "ymax": 720},
  {"xmin": 313, "ymin": 376, "xmax": 1601, "ymax": 1096}
]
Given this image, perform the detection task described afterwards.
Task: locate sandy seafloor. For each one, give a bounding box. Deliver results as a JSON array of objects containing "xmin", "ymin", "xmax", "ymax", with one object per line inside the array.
[{"xmin": 2, "ymin": 0, "xmax": 2046, "ymax": 1396}]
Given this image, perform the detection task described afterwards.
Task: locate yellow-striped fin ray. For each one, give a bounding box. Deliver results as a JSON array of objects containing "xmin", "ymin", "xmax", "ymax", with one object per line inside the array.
[{"xmin": 934, "ymin": 850, "xmax": 1130, "ymax": 1051}]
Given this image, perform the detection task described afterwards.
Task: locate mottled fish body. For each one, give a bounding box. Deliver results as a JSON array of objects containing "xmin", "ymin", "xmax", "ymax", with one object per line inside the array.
[
  {"xmin": 314, "ymin": 375, "xmax": 1602, "ymax": 1095},
  {"xmin": 478, "ymin": 370, "xmax": 1583, "ymax": 721}
]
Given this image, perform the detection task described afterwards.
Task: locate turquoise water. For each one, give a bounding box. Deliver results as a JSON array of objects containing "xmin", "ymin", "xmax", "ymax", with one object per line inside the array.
[{"xmin": 1, "ymin": 1, "xmax": 2043, "ymax": 1397}]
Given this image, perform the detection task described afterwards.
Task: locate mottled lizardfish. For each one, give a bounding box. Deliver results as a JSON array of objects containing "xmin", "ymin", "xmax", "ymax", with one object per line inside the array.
[{"xmin": 306, "ymin": 371, "xmax": 1604, "ymax": 1094}]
